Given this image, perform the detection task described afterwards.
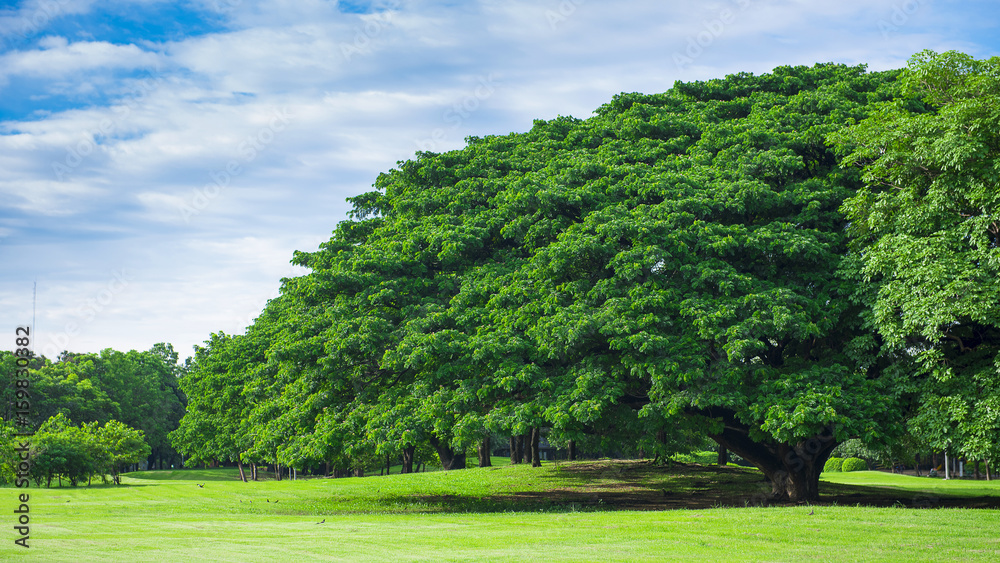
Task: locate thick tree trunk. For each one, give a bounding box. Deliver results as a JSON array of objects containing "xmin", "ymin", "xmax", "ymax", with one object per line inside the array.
[
  {"xmin": 523, "ymin": 433, "xmax": 533, "ymax": 465},
  {"xmin": 429, "ymin": 436, "xmax": 467, "ymax": 470},
  {"xmin": 512, "ymin": 436, "xmax": 524, "ymax": 464},
  {"xmin": 530, "ymin": 428, "xmax": 542, "ymax": 467},
  {"xmin": 568, "ymin": 440, "xmax": 576, "ymax": 461},
  {"xmin": 478, "ymin": 435, "xmax": 492, "ymax": 467},
  {"xmin": 401, "ymin": 444, "xmax": 416, "ymax": 474},
  {"xmin": 704, "ymin": 408, "xmax": 837, "ymax": 502},
  {"xmin": 237, "ymin": 458, "xmax": 247, "ymax": 483}
]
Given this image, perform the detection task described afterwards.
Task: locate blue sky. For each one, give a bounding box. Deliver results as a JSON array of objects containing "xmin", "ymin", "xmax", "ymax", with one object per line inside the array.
[{"xmin": 1, "ymin": 0, "xmax": 998, "ymax": 360}]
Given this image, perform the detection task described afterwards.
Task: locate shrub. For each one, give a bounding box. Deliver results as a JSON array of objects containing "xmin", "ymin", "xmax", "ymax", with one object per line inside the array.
[
  {"xmin": 841, "ymin": 457, "xmax": 868, "ymax": 472},
  {"xmin": 823, "ymin": 457, "xmax": 844, "ymax": 473}
]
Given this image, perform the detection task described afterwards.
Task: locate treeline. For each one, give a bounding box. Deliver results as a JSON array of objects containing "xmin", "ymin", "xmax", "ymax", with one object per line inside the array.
[
  {"xmin": 0, "ymin": 343, "xmax": 187, "ymax": 476},
  {"xmin": 165, "ymin": 51, "xmax": 995, "ymax": 501},
  {"xmin": 0, "ymin": 414, "xmax": 149, "ymax": 487}
]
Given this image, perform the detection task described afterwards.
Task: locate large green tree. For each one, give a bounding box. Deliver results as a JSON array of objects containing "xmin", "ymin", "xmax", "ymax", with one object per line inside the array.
[
  {"xmin": 832, "ymin": 50, "xmax": 1000, "ymax": 468},
  {"xmin": 177, "ymin": 61, "xmax": 919, "ymax": 501}
]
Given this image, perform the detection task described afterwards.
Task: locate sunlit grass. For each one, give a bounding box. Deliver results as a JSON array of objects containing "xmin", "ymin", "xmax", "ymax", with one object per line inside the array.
[{"xmin": 2, "ymin": 461, "xmax": 997, "ymax": 561}]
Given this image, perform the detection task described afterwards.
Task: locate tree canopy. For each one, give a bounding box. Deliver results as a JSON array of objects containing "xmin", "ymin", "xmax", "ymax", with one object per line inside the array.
[
  {"xmin": 831, "ymin": 50, "xmax": 1000, "ymax": 468},
  {"xmin": 171, "ymin": 60, "xmax": 942, "ymax": 501},
  {"xmin": 1, "ymin": 343, "xmax": 187, "ymax": 471},
  {"xmin": 167, "ymin": 52, "xmax": 1000, "ymax": 502}
]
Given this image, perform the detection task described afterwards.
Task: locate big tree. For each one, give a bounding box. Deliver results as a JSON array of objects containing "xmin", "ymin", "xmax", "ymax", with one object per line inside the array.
[
  {"xmin": 832, "ymin": 50, "xmax": 1000, "ymax": 468},
  {"xmin": 491, "ymin": 64, "xmax": 909, "ymax": 501},
  {"xmin": 180, "ymin": 62, "xmax": 911, "ymax": 500}
]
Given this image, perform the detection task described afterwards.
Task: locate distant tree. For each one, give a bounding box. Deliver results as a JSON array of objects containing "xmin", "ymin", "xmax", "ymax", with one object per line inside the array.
[
  {"xmin": 171, "ymin": 332, "xmax": 256, "ymax": 481},
  {"xmin": 28, "ymin": 414, "xmax": 148, "ymax": 487},
  {"xmin": 30, "ymin": 414, "xmax": 93, "ymax": 487},
  {"xmin": 89, "ymin": 419, "xmax": 151, "ymax": 485},
  {"xmin": 0, "ymin": 418, "xmax": 18, "ymax": 484}
]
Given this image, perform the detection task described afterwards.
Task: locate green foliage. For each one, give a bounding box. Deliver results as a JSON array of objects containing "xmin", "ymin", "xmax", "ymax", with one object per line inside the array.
[
  {"xmin": 0, "ymin": 418, "xmax": 18, "ymax": 484},
  {"xmin": 175, "ymin": 60, "xmax": 915, "ymax": 500},
  {"xmin": 831, "ymin": 439, "xmax": 879, "ymax": 462},
  {"xmin": 840, "ymin": 457, "xmax": 869, "ymax": 472},
  {"xmin": 28, "ymin": 414, "xmax": 149, "ymax": 487},
  {"xmin": 831, "ymin": 50, "xmax": 1000, "ymax": 467},
  {"xmin": 823, "ymin": 457, "xmax": 844, "ymax": 473},
  {"xmin": 7, "ymin": 344, "xmax": 186, "ymax": 469},
  {"xmin": 670, "ymin": 451, "xmax": 719, "ymax": 465}
]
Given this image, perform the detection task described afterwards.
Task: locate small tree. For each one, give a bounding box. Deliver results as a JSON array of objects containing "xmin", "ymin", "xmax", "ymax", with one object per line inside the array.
[{"xmin": 89, "ymin": 420, "xmax": 150, "ymax": 485}]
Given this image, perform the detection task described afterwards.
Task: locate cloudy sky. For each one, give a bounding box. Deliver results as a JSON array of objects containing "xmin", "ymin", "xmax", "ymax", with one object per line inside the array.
[{"xmin": 1, "ymin": 0, "xmax": 997, "ymax": 360}]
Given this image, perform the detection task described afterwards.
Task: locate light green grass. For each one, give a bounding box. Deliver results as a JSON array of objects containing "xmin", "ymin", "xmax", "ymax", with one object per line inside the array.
[
  {"xmin": 821, "ymin": 470, "xmax": 1000, "ymax": 497},
  {"xmin": 2, "ymin": 463, "xmax": 997, "ymax": 561}
]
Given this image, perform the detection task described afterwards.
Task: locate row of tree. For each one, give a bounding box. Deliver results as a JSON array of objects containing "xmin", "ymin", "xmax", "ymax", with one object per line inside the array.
[
  {"xmin": 0, "ymin": 414, "xmax": 150, "ymax": 487},
  {"xmin": 163, "ymin": 50, "xmax": 998, "ymax": 502},
  {"xmin": 0, "ymin": 344, "xmax": 187, "ymax": 471}
]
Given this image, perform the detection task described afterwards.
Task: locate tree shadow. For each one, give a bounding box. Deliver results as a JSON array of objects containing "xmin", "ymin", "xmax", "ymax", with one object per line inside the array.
[{"xmin": 371, "ymin": 460, "xmax": 1000, "ymax": 513}]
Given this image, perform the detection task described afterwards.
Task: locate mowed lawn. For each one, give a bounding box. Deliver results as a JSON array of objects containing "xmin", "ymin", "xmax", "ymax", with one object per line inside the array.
[{"xmin": 2, "ymin": 461, "xmax": 999, "ymax": 562}]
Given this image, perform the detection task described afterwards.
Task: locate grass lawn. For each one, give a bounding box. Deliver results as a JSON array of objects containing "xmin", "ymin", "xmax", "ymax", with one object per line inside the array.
[{"xmin": 2, "ymin": 461, "xmax": 998, "ymax": 561}]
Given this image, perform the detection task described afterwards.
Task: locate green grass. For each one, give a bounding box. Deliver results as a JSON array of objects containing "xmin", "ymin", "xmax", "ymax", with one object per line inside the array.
[{"xmin": 2, "ymin": 462, "xmax": 998, "ymax": 561}]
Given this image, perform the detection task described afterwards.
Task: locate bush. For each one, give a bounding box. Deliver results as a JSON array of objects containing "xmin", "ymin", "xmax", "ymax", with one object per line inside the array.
[
  {"xmin": 669, "ymin": 451, "xmax": 721, "ymax": 465},
  {"xmin": 841, "ymin": 457, "xmax": 868, "ymax": 472},
  {"xmin": 823, "ymin": 457, "xmax": 844, "ymax": 473}
]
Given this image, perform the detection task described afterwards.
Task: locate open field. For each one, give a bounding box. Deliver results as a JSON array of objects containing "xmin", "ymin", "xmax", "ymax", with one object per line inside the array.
[{"xmin": 3, "ymin": 461, "xmax": 999, "ymax": 561}]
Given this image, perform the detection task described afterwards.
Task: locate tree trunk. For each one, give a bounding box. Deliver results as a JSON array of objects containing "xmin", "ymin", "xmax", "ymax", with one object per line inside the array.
[
  {"xmin": 401, "ymin": 444, "xmax": 416, "ymax": 474},
  {"xmin": 429, "ymin": 436, "xmax": 466, "ymax": 470},
  {"xmin": 568, "ymin": 440, "xmax": 576, "ymax": 461},
  {"xmin": 718, "ymin": 446, "xmax": 729, "ymax": 466},
  {"xmin": 275, "ymin": 462, "xmax": 281, "ymax": 481},
  {"xmin": 478, "ymin": 435, "xmax": 492, "ymax": 467},
  {"xmin": 237, "ymin": 458, "xmax": 247, "ymax": 483},
  {"xmin": 530, "ymin": 428, "xmax": 541, "ymax": 467},
  {"xmin": 986, "ymin": 460, "xmax": 991, "ymax": 481},
  {"xmin": 705, "ymin": 409, "xmax": 837, "ymax": 502},
  {"xmin": 519, "ymin": 434, "xmax": 529, "ymax": 464},
  {"xmin": 510, "ymin": 436, "xmax": 519, "ymax": 464}
]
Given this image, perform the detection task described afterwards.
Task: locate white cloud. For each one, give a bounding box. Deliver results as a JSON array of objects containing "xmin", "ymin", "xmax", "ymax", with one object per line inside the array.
[
  {"xmin": 1, "ymin": 0, "xmax": 998, "ymax": 357},
  {"xmin": 0, "ymin": 38, "xmax": 160, "ymax": 81}
]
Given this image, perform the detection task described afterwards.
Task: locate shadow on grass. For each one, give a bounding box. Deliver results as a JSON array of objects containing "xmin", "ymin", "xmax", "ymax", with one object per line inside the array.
[
  {"xmin": 374, "ymin": 460, "xmax": 1000, "ymax": 513},
  {"xmin": 125, "ymin": 468, "xmax": 244, "ymax": 481}
]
